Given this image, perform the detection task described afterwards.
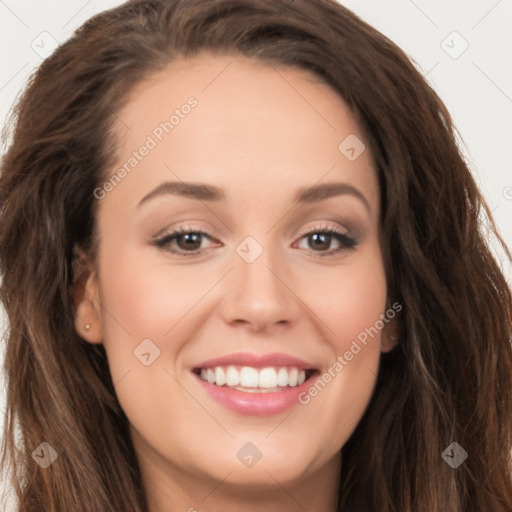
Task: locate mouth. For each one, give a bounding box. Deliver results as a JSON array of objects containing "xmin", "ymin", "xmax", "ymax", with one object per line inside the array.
[
  {"xmin": 192, "ymin": 365, "xmax": 319, "ymax": 393},
  {"xmin": 190, "ymin": 352, "xmax": 321, "ymax": 415}
]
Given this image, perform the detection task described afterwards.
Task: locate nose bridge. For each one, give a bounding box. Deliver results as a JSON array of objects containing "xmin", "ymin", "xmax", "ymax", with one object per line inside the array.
[{"xmin": 220, "ymin": 233, "xmax": 299, "ymax": 331}]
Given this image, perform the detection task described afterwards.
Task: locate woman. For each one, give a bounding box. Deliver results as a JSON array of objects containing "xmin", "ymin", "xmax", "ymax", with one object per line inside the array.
[{"xmin": 1, "ymin": 0, "xmax": 511, "ymax": 510}]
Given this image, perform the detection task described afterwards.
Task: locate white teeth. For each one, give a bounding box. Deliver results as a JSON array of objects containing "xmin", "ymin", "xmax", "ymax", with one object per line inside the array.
[
  {"xmin": 197, "ymin": 365, "xmax": 311, "ymax": 389},
  {"xmin": 277, "ymin": 367, "xmax": 289, "ymax": 387},
  {"xmin": 226, "ymin": 365, "xmax": 240, "ymax": 386},
  {"xmin": 240, "ymin": 366, "xmax": 259, "ymax": 387},
  {"xmin": 259, "ymin": 367, "xmax": 278, "ymax": 388},
  {"xmin": 215, "ymin": 367, "xmax": 226, "ymax": 386}
]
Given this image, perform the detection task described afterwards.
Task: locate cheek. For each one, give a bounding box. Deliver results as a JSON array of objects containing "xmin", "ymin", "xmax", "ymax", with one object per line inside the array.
[
  {"xmin": 96, "ymin": 249, "xmax": 218, "ymax": 372},
  {"xmin": 95, "ymin": 250, "xmax": 202, "ymax": 436},
  {"xmin": 99, "ymin": 252, "xmax": 198, "ymax": 332},
  {"xmin": 294, "ymin": 252, "xmax": 387, "ymax": 438},
  {"xmin": 297, "ymin": 256, "xmax": 387, "ymax": 348}
]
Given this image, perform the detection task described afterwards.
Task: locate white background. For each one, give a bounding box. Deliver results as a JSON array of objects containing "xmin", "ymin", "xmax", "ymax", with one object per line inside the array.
[{"xmin": 1, "ymin": 1, "xmax": 511, "ymax": 509}]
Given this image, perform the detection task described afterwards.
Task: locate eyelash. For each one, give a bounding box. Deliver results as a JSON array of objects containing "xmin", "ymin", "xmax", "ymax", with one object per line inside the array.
[{"xmin": 153, "ymin": 224, "xmax": 358, "ymax": 258}]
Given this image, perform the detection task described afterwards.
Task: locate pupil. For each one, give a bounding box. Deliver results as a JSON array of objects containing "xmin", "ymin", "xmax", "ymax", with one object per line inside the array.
[
  {"xmin": 179, "ymin": 233, "xmax": 200, "ymax": 250},
  {"xmin": 310, "ymin": 233, "xmax": 330, "ymax": 250}
]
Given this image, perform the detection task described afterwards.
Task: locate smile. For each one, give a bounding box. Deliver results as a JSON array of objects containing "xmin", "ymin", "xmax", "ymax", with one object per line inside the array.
[{"xmin": 194, "ymin": 365, "xmax": 313, "ymax": 391}]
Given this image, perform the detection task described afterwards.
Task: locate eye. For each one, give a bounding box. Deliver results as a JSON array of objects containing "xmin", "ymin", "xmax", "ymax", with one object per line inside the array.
[
  {"xmin": 153, "ymin": 226, "xmax": 218, "ymax": 255},
  {"xmin": 294, "ymin": 224, "xmax": 358, "ymax": 256},
  {"xmin": 153, "ymin": 223, "xmax": 358, "ymax": 257}
]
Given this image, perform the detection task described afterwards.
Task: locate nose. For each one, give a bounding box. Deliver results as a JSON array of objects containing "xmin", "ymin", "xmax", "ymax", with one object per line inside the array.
[{"xmin": 220, "ymin": 243, "xmax": 301, "ymax": 333}]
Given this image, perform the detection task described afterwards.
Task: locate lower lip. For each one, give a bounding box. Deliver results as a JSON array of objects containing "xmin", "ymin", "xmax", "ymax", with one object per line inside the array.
[{"xmin": 193, "ymin": 372, "xmax": 317, "ymax": 416}]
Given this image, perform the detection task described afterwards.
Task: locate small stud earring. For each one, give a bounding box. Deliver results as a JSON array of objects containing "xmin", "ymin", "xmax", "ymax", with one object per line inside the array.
[{"xmin": 84, "ymin": 323, "xmax": 91, "ymax": 331}]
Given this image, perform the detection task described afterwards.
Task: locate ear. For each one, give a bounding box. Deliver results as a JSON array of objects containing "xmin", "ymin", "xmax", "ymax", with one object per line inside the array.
[
  {"xmin": 70, "ymin": 246, "xmax": 103, "ymax": 344},
  {"xmin": 380, "ymin": 315, "xmax": 399, "ymax": 353}
]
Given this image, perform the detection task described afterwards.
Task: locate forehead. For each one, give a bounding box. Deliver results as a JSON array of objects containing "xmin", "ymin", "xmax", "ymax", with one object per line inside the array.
[
  {"xmin": 118, "ymin": 53, "xmax": 359, "ymax": 143},
  {"xmin": 104, "ymin": 53, "xmax": 379, "ymax": 213}
]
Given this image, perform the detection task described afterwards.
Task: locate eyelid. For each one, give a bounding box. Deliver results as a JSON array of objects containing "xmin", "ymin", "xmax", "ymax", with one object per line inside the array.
[
  {"xmin": 153, "ymin": 224, "xmax": 218, "ymax": 249},
  {"xmin": 295, "ymin": 221, "xmax": 349, "ymax": 239},
  {"xmin": 154, "ymin": 222, "xmax": 347, "ymax": 244},
  {"xmin": 155, "ymin": 220, "xmax": 350, "ymax": 240}
]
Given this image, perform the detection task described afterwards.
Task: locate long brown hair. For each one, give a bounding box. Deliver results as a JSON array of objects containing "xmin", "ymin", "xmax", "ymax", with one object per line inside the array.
[{"xmin": 1, "ymin": 1, "xmax": 511, "ymax": 510}]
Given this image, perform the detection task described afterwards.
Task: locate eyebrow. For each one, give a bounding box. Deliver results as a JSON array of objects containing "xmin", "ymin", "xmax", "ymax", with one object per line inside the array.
[{"xmin": 138, "ymin": 181, "xmax": 371, "ymax": 213}]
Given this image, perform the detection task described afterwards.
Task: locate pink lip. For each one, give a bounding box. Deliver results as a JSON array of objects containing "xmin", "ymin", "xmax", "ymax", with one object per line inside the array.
[
  {"xmin": 193, "ymin": 371, "xmax": 318, "ymax": 416},
  {"xmin": 192, "ymin": 351, "xmax": 317, "ymax": 370},
  {"xmin": 191, "ymin": 352, "xmax": 319, "ymax": 416}
]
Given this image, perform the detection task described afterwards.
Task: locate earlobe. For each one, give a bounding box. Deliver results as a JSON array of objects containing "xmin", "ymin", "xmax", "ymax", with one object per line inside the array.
[
  {"xmin": 380, "ymin": 317, "xmax": 399, "ymax": 353},
  {"xmin": 70, "ymin": 247, "xmax": 103, "ymax": 344},
  {"xmin": 381, "ymin": 333, "xmax": 398, "ymax": 353}
]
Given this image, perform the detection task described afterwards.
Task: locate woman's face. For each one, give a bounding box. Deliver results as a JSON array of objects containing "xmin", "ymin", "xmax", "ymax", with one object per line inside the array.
[{"xmin": 76, "ymin": 54, "xmax": 395, "ymax": 505}]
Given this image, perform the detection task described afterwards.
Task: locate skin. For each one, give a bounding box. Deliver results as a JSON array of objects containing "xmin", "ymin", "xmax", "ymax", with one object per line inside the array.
[{"xmin": 73, "ymin": 53, "xmax": 397, "ymax": 512}]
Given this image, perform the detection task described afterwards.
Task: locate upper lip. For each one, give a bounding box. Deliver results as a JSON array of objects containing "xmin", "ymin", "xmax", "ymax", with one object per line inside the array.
[{"xmin": 192, "ymin": 352, "xmax": 318, "ymax": 371}]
